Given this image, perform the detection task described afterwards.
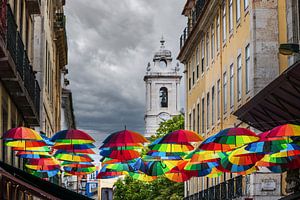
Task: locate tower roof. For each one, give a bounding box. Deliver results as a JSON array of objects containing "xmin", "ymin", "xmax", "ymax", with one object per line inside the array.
[{"xmin": 153, "ymin": 37, "xmax": 172, "ymax": 61}]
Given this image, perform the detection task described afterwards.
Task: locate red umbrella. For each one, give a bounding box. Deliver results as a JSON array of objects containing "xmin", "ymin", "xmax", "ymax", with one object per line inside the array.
[
  {"xmin": 265, "ymin": 124, "xmax": 300, "ymax": 138},
  {"xmin": 3, "ymin": 127, "xmax": 43, "ymax": 140},
  {"xmin": 103, "ymin": 129, "xmax": 148, "ymax": 146},
  {"xmin": 165, "ymin": 160, "xmax": 193, "ymax": 182},
  {"xmin": 100, "ymin": 149, "xmax": 140, "ymax": 161},
  {"xmin": 160, "ymin": 130, "xmax": 203, "ymax": 143}
]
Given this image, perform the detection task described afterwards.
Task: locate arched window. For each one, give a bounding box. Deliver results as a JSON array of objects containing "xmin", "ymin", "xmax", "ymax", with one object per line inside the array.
[{"xmin": 159, "ymin": 87, "xmax": 168, "ymax": 107}]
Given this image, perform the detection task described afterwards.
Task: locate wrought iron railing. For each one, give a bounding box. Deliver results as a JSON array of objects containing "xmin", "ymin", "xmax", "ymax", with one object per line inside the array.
[
  {"xmin": 6, "ymin": 4, "xmax": 16, "ymax": 64},
  {"xmin": 16, "ymin": 32, "xmax": 24, "ymax": 79},
  {"xmin": 185, "ymin": 176, "xmax": 244, "ymax": 200},
  {"xmin": 179, "ymin": 0, "xmax": 208, "ymax": 49}
]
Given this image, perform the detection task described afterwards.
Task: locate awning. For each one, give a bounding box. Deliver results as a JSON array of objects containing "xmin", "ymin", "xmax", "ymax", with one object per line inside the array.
[{"xmin": 234, "ymin": 61, "xmax": 300, "ymax": 132}]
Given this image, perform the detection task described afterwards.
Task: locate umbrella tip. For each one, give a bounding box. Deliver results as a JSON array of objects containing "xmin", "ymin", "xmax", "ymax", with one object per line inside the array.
[{"xmin": 125, "ymin": 125, "xmax": 127, "ymax": 130}]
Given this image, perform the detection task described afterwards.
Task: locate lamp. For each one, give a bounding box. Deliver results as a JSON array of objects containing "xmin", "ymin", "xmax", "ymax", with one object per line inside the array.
[{"xmin": 279, "ymin": 43, "xmax": 300, "ymax": 55}]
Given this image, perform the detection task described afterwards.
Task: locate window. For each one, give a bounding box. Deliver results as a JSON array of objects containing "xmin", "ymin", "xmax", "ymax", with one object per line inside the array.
[
  {"xmin": 188, "ymin": 62, "xmax": 191, "ymax": 90},
  {"xmin": 211, "ymin": 25, "xmax": 215, "ymax": 59},
  {"xmin": 244, "ymin": 0, "xmax": 249, "ymax": 10},
  {"xmin": 202, "ymin": 98, "xmax": 205, "ymax": 134},
  {"xmin": 236, "ymin": 0, "xmax": 241, "ymax": 22},
  {"xmin": 206, "ymin": 92, "xmax": 210, "ymax": 130},
  {"xmin": 197, "ymin": 103, "xmax": 200, "ymax": 133},
  {"xmin": 201, "ymin": 39, "xmax": 205, "ymax": 73},
  {"xmin": 217, "ymin": 79, "xmax": 221, "ymax": 119},
  {"xmin": 159, "ymin": 87, "xmax": 168, "ymax": 107},
  {"xmin": 222, "ymin": 2, "xmax": 227, "ymax": 42},
  {"xmin": 192, "ymin": 70, "xmax": 195, "ymax": 85},
  {"xmin": 196, "ymin": 47, "xmax": 200, "ymax": 79},
  {"xmin": 217, "ymin": 15, "xmax": 220, "ymax": 51},
  {"xmin": 212, "ymin": 86, "xmax": 215, "ymax": 125},
  {"xmin": 189, "ymin": 113, "xmax": 192, "ymax": 130},
  {"xmin": 206, "ymin": 33, "xmax": 209, "ymax": 66},
  {"xmin": 237, "ymin": 54, "xmax": 242, "ymax": 100},
  {"xmin": 193, "ymin": 108, "xmax": 196, "ymax": 131},
  {"xmin": 245, "ymin": 44, "xmax": 250, "ymax": 93},
  {"xmin": 230, "ymin": 64, "xmax": 234, "ymax": 108},
  {"xmin": 223, "ymin": 72, "xmax": 228, "ymax": 113},
  {"xmin": 229, "ymin": 0, "xmax": 233, "ymax": 32}
]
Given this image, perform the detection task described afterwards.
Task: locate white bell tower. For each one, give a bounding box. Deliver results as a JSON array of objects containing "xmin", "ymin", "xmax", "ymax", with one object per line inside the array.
[{"xmin": 144, "ymin": 37, "xmax": 182, "ymax": 138}]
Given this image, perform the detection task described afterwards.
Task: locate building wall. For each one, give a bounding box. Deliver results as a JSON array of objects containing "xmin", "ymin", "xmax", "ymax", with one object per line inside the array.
[
  {"xmin": 33, "ymin": 0, "xmax": 67, "ymax": 137},
  {"xmin": 178, "ymin": 0, "xmax": 289, "ymax": 198}
]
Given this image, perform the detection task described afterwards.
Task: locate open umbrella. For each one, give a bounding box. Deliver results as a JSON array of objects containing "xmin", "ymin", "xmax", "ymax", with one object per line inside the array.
[
  {"xmin": 5, "ymin": 140, "xmax": 46, "ymax": 149},
  {"xmin": 54, "ymin": 153, "xmax": 93, "ymax": 162},
  {"xmin": 265, "ymin": 124, "xmax": 300, "ymax": 138},
  {"xmin": 102, "ymin": 129, "xmax": 148, "ymax": 146},
  {"xmin": 165, "ymin": 160, "xmax": 193, "ymax": 182},
  {"xmin": 51, "ymin": 129, "xmax": 95, "ymax": 142},
  {"xmin": 199, "ymin": 128, "xmax": 259, "ymax": 151},
  {"xmin": 100, "ymin": 149, "xmax": 140, "ymax": 161},
  {"xmin": 2, "ymin": 127, "xmax": 43, "ymax": 141},
  {"xmin": 228, "ymin": 146, "xmax": 264, "ymax": 166},
  {"xmin": 16, "ymin": 151, "xmax": 52, "ymax": 159},
  {"xmin": 145, "ymin": 161, "xmax": 174, "ymax": 176},
  {"xmin": 159, "ymin": 130, "xmax": 203, "ymax": 144},
  {"xmin": 127, "ymin": 171, "xmax": 157, "ymax": 182}
]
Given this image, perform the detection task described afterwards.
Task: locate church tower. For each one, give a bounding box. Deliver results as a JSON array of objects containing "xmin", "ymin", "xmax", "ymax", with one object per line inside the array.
[{"xmin": 144, "ymin": 38, "xmax": 182, "ymax": 138}]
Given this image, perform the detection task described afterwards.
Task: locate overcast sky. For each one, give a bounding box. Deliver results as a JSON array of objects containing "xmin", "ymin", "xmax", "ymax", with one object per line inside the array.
[{"xmin": 65, "ymin": 0, "xmax": 186, "ymax": 145}]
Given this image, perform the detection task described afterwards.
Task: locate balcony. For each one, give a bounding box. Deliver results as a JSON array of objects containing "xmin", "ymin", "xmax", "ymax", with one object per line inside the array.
[
  {"xmin": 185, "ymin": 176, "xmax": 243, "ymax": 200},
  {"xmin": 55, "ymin": 11, "xmax": 68, "ymax": 67},
  {"xmin": 26, "ymin": 0, "xmax": 41, "ymax": 15},
  {"xmin": 0, "ymin": 4, "xmax": 40, "ymax": 126},
  {"xmin": 180, "ymin": 0, "xmax": 208, "ymax": 50}
]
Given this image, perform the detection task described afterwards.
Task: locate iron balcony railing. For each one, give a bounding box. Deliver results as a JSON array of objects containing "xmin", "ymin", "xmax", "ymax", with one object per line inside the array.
[
  {"xmin": 4, "ymin": 4, "xmax": 40, "ymax": 121},
  {"xmin": 179, "ymin": 0, "xmax": 208, "ymax": 49},
  {"xmin": 185, "ymin": 176, "xmax": 243, "ymax": 200}
]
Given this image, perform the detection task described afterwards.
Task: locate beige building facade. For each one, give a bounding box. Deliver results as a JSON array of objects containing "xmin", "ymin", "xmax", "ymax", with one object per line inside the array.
[{"xmin": 178, "ymin": 0, "xmax": 290, "ymax": 199}]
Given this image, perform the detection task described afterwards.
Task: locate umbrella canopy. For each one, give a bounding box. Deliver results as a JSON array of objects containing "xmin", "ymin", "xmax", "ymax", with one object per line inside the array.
[
  {"xmin": 30, "ymin": 169, "xmax": 60, "ymax": 178},
  {"xmin": 186, "ymin": 150, "xmax": 224, "ymax": 164},
  {"xmin": 40, "ymin": 133, "xmax": 54, "ymax": 146},
  {"xmin": 165, "ymin": 160, "xmax": 193, "ymax": 182},
  {"xmin": 100, "ymin": 149, "xmax": 140, "ymax": 161},
  {"xmin": 53, "ymin": 143, "xmax": 96, "ymax": 150},
  {"xmin": 64, "ymin": 166, "xmax": 96, "ymax": 173},
  {"xmin": 218, "ymin": 154, "xmax": 255, "ymax": 173},
  {"xmin": 62, "ymin": 162, "xmax": 95, "ymax": 168},
  {"xmin": 159, "ymin": 129, "xmax": 203, "ymax": 144},
  {"xmin": 97, "ymin": 164, "xmax": 124, "ymax": 179},
  {"xmin": 54, "ymin": 153, "xmax": 93, "ymax": 162},
  {"xmin": 26, "ymin": 164, "xmax": 60, "ymax": 171},
  {"xmin": 53, "ymin": 139, "xmax": 94, "ymax": 145},
  {"xmin": 103, "ymin": 129, "xmax": 148, "ymax": 146},
  {"xmin": 228, "ymin": 146, "xmax": 264, "ymax": 165},
  {"xmin": 201, "ymin": 128, "xmax": 259, "ymax": 150},
  {"xmin": 265, "ymin": 124, "xmax": 300, "ymax": 138},
  {"xmin": 26, "ymin": 157, "xmax": 60, "ymax": 166},
  {"xmin": 145, "ymin": 161, "xmax": 174, "ymax": 176},
  {"xmin": 206, "ymin": 168, "xmax": 223, "ymax": 178},
  {"xmin": 16, "ymin": 151, "xmax": 52, "ymax": 159},
  {"xmin": 127, "ymin": 171, "xmax": 157, "ymax": 182},
  {"xmin": 55, "ymin": 148, "xmax": 95, "ymax": 155},
  {"xmin": 2, "ymin": 127, "xmax": 43, "ymax": 141},
  {"xmin": 106, "ymin": 163, "xmax": 132, "ymax": 172},
  {"xmin": 5, "ymin": 140, "xmax": 46, "ymax": 148},
  {"xmin": 51, "ymin": 129, "xmax": 95, "ymax": 142},
  {"xmin": 13, "ymin": 146, "xmax": 51, "ymax": 152},
  {"xmin": 184, "ymin": 161, "xmax": 217, "ymax": 172},
  {"xmin": 149, "ymin": 143, "xmax": 194, "ymax": 153}
]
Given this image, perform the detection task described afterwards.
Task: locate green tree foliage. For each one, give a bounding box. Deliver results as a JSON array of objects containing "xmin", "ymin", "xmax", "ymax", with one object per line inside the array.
[
  {"xmin": 113, "ymin": 176, "xmax": 184, "ymax": 200},
  {"xmin": 113, "ymin": 115, "xmax": 185, "ymax": 200},
  {"xmin": 150, "ymin": 114, "xmax": 184, "ymax": 142}
]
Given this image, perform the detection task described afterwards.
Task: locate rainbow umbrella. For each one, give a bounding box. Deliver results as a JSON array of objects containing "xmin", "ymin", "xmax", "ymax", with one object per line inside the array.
[
  {"xmin": 96, "ymin": 164, "xmax": 124, "ymax": 179},
  {"xmin": 102, "ymin": 129, "xmax": 148, "ymax": 146},
  {"xmin": 245, "ymin": 131, "xmax": 293, "ymax": 153},
  {"xmin": 218, "ymin": 153, "xmax": 255, "ymax": 173},
  {"xmin": 54, "ymin": 153, "xmax": 93, "ymax": 162},
  {"xmin": 40, "ymin": 133, "xmax": 54, "ymax": 146},
  {"xmin": 145, "ymin": 161, "xmax": 174, "ymax": 176},
  {"xmin": 127, "ymin": 171, "xmax": 157, "ymax": 182},
  {"xmin": 206, "ymin": 168, "xmax": 223, "ymax": 178},
  {"xmin": 30, "ymin": 169, "xmax": 60, "ymax": 178},
  {"xmin": 165, "ymin": 160, "xmax": 193, "ymax": 182},
  {"xmin": 2, "ymin": 127, "xmax": 43, "ymax": 141},
  {"xmin": 186, "ymin": 150, "xmax": 224, "ymax": 164},
  {"xmin": 13, "ymin": 146, "xmax": 51, "ymax": 152},
  {"xmin": 53, "ymin": 143, "xmax": 96, "ymax": 150},
  {"xmin": 184, "ymin": 161, "xmax": 217, "ymax": 174},
  {"xmin": 159, "ymin": 130, "xmax": 203, "ymax": 144},
  {"xmin": 63, "ymin": 166, "xmax": 96, "ymax": 173},
  {"xmin": 51, "ymin": 129, "xmax": 95, "ymax": 142},
  {"xmin": 53, "ymin": 139, "xmax": 94, "ymax": 145},
  {"xmin": 106, "ymin": 163, "xmax": 132, "ymax": 172},
  {"xmin": 16, "ymin": 151, "xmax": 52, "ymax": 159},
  {"xmin": 146, "ymin": 151, "xmax": 185, "ymax": 158},
  {"xmin": 265, "ymin": 124, "xmax": 300, "ymax": 138},
  {"xmin": 128, "ymin": 158, "xmax": 147, "ymax": 173},
  {"xmin": 200, "ymin": 128, "xmax": 259, "ymax": 151},
  {"xmin": 228, "ymin": 146, "xmax": 264, "ymax": 165},
  {"xmin": 26, "ymin": 164, "xmax": 60, "ymax": 171},
  {"xmin": 100, "ymin": 149, "xmax": 140, "ymax": 161},
  {"xmin": 100, "ymin": 146, "xmax": 142, "ymax": 151},
  {"xmin": 5, "ymin": 140, "xmax": 46, "ymax": 148}
]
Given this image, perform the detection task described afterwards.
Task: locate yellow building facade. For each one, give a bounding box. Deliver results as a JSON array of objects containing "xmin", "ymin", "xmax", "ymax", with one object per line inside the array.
[{"xmin": 178, "ymin": 0, "xmax": 290, "ymax": 199}]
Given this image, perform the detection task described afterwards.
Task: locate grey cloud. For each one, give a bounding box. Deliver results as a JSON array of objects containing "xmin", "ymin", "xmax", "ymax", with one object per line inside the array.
[{"xmin": 65, "ymin": 0, "xmax": 186, "ymax": 143}]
